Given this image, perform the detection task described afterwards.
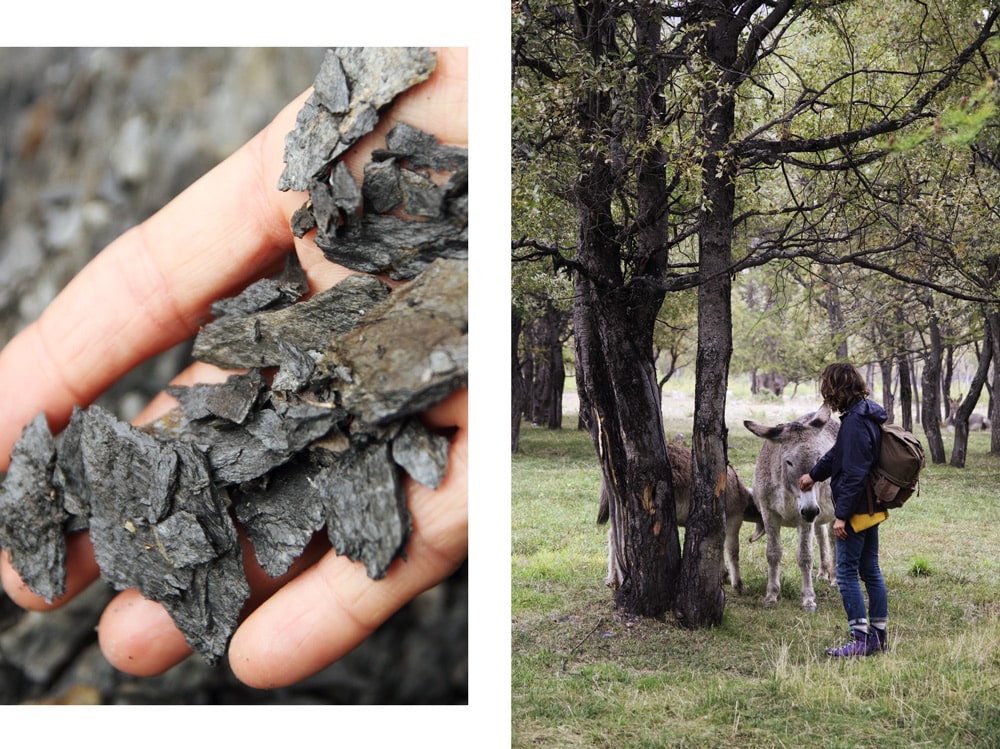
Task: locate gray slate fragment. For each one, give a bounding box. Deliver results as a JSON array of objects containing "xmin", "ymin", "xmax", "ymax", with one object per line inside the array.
[
  {"xmin": 318, "ymin": 442, "xmax": 411, "ymax": 579},
  {"xmin": 231, "ymin": 457, "xmax": 327, "ymax": 578},
  {"xmin": 319, "ymin": 258, "xmax": 468, "ymax": 425},
  {"xmin": 391, "ymin": 418, "xmax": 451, "ymax": 490},
  {"xmin": 51, "ymin": 408, "xmax": 89, "ymax": 531},
  {"xmin": 271, "ymin": 342, "xmax": 318, "ymax": 393},
  {"xmin": 399, "ymin": 168, "xmax": 444, "ymax": 218},
  {"xmin": 317, "ymin": 213, "xmax": 467, "ymax": 281},
  {"xmin": 0, "ymin": 414, "xmax": 66, "ymax": 603},
  {"xmin": 290, "ymin": 201, "xmax": 317, "ymax": 238},
  {"xmin": 278, "ymin": 48, "xmax": 436, "ymax": 192},
  {"xmin": 376, "ymin": 121, "xmax": 469, "ymax": 172},
  {"xmin": 363, "ymin": 158, "xmax": 402, "ymax": 213},
  {"xmin": 330, "ymin": 161, "xmax": 362, "ymax": 215},
  {"xmin": 312, "ymin": 50, "xmax": 350, "ymax": 114},
  {"xmin": 167, "ymin": 369, "xmax": 266, "ymax": 424},
  {"xmin": 163, "ymin": 393, "xmax": 345, "ymax": 486},
  {"xmin": 191, "ymin": 273, "xmax": 390, "ymax": 369},
  {"xmin": 209, "ymin": 253, "xmax": 308, "ymax": 318},
  {"xmin": 317, "ymin": 121, "xmax": 468, "ymax": 280},
  {"xmin": 79, "ymin": 406, "xmax": 249, "ymax": 663}
]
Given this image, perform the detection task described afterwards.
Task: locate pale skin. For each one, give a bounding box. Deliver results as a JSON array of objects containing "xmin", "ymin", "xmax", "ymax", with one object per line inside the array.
[
  {"xmin": 798, "ymin": 473, "xmax": 847, "ymax": 540},
  {"xmin": 0, "ymin": 48, "xmax": 468, "ymax": 689}
]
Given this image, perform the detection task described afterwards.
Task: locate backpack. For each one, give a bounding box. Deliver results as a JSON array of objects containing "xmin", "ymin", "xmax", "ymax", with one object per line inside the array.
[{"xmin": 866, "ymin": 422, "xmax": 926, "ymax": 512}]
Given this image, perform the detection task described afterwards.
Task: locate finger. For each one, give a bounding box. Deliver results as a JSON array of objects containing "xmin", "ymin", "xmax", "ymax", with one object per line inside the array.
[
  {"xmin": 0, "ymin": 47, "xmax": 468, "ymax": 471},
  {"xmin": 227, "ymin": 400, "xmax": 468, "ymax": 689},
  {"xmin": 421, "ymin": 387, "xmax": 469, "ymax": 431},
  {"xmin": 97, "ymin": 532, "xmax": 330, "ymax": 677},
  {"xmin": 97, "ymin": 589, "xmax": 191, "ymax": 676}
]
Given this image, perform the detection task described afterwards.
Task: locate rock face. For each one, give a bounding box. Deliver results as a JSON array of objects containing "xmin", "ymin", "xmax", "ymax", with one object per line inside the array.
[{"xmin": 0, "ymin": 48, "xmax": 467, "ymax": 705}]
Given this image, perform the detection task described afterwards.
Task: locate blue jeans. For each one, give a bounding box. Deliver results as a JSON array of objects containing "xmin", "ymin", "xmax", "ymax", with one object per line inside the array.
[{"xmin": 835, "ymin": 522, "xmax": 888, "ymax": 629}]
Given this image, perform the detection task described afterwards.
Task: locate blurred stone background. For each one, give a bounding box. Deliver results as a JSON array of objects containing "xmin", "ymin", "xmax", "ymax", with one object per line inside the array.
[{"xmin": 0, "ymin": 47, "xmax": 467, "ymax": 704}]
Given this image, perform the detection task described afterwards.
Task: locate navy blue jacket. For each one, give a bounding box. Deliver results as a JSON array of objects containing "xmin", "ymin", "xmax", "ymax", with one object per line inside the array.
[{"xmin": 809, "ymin": 398, "xmax": 888, "ymax": 520}]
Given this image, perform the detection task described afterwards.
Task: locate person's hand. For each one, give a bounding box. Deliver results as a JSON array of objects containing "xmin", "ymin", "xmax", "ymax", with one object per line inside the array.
[
  {"xmin": 798, "ymin": 473, "xmax": 814, "ymax": 492},
  {"xmin": 0, "ymin": 48, "xmax": 468, "ymax": 689},
  {"xmin": 833, "ymin": 517, "xmax": 848, "ymax": 541}
]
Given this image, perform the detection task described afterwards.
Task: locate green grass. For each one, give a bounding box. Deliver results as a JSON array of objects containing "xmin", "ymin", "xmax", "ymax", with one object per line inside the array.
[{"xmin": 512, "ymin": 412, "xmax": 1000, "ymax": 748}]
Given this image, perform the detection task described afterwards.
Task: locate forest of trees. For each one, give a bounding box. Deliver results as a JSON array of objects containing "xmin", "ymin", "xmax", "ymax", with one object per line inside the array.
[{"xmin": 511, "ymin": 1, "xmax": 1000, "ymax": 624}]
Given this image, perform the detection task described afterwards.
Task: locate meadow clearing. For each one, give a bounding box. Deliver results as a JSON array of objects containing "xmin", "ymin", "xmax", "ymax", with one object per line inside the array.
[{"xmin": 512, "ymin": 377, "xmax": 1000, "ymax": 747}]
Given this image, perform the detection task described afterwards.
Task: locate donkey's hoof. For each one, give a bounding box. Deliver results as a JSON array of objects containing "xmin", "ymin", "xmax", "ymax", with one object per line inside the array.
[
  {"xmin": 802, "ymin": 600, "xmax": 817, "ymax": 613},
  {"xmin": 763, "ymin": 597, "xmax": 777, "ymax": 608}
]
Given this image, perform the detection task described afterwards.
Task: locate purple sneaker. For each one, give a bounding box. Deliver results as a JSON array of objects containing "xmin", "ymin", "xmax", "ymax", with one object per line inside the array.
[
  {"xmin": 866, "ymin": 627, "xmax": 888, "ymax": 655},
  {"xmin": 826, "ymin": 629, "xmax": 869, "ymax": 658}
]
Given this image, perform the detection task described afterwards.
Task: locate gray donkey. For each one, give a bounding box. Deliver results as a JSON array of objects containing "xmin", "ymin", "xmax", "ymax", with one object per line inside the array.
[{"xmin": 743, "ymin": 406, "xmax": 839, "ymax": 612}]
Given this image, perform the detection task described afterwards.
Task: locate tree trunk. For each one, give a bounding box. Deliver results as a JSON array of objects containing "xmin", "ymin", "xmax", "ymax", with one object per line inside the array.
[
  {"xmin": 571, "ymin": 0, "xmax": 685, "ymax": 619},
  {"xmin": 879, "ymin": 357, "xmax": 895, "ymax": 422},
  {"xmin": 949, "ymin": 320, "xmax": 993, "ymax": 467},
  {"xmin": 920, "ymin": 311, "xmax": 945, "ymax": 464},
  {"xmin": 574, "ymin": 277, "xmax": 680, "ymax": 616},
  {"xmin": 987, "ymin": 309, "xmax": 1000, "ymax": 454},
  {"xmin": 512, "ymin": 307, "xmax": 526, "ymax": 453},
  {"xmin": 942, "ymin": 344, "xmax": 954, "ymax": 423},
  {"xmin": 898, "ymin": 355, "xmax": 914, "ymax": 432},
  {"xmin": 674, "ymin": 7, "xmax": 737, "ymax": 628},
  {"xmin": 523, "ymin": 301, "xmax": 567, "ymax": 429}
]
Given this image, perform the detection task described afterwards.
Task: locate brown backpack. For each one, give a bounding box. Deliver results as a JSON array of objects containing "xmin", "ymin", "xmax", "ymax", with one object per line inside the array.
[{"xmin": 867, "ymin": 423, "xmax": 926, "ymax": 512}]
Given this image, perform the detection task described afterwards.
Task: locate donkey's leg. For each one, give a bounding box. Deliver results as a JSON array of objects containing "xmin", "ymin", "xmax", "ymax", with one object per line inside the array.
[
  {"xmin": 764, "ymin": 520, "xmax": 783, "ymax": 607},
  {"xmin": 816, "ymin": 522, "xmax": 838, "ymax": 588},
  {"xmin": 724, "ymin": 512, "xmax": 744, "ymax": 595},
  {"xmin": 796, "ymin": 522, "xmax": 817, "ymax": 612},
  {"xmin": 606, "ymin": 523, "xmax": 622, "ymax": 589}
]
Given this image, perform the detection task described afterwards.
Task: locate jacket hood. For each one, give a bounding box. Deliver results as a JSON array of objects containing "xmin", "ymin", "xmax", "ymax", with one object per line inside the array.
[{"xmin": 847, "ymin": 397, "xmax": 888, "ymax": 424}]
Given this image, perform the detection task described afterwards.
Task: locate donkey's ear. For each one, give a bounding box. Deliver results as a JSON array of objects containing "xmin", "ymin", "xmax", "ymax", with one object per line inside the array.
[
  {"xmin": 744, "ymin": 419, "xmax": 786, "ymax": 440},
  {"xmin": 809, "ymin": 404, "xmax": 832, "ymax": 427}
]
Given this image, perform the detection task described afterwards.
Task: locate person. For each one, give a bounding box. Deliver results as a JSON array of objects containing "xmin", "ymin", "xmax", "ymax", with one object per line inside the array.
[
  {"xmin": 0, "ymin": 48, "xmax": 468, "ymax": 689},
  {"xmin": 798, "ymin": 362, "xmax": 889, "ymax": 658}
]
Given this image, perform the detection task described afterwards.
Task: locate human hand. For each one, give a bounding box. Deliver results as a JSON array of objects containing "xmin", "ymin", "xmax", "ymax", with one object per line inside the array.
[
  {"xmin": 798, "ymin": 473, "xmax": 814, "ymax": 492},
  {"xmin": 0, "ymin": 48, "xmax": 468, "ymax": 689},
  {"xmin": 833, "ymin": 517, "xmax": 848, "ymax": 540}
]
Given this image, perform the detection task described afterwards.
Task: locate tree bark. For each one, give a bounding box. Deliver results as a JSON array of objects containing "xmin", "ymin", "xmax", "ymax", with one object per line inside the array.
[
  {"xmin": 920, "ymin": 310, "xmax": 945, "ymax": 464},
  {"xmin": 987, "ymin": 309, "xmax": 1000, "ymax": 454},
  {"xmin": 898, "ymin": 354, "xmax": 914, "ymax": 432},
  {"xmin": 949, "ymin": 321, "xmax": 993, "ymax": 467},
  {"xmin": 942, "ymin": 345, "xmax": 954, "ymax": 423},
  {"xmin": 571, "ymin": 0, "xmax": 684, "ymax": 618},
  {"xmin": 879, "ymin": 356, "xmax": 895, "ymax": 423},
  {"xmin": 674, "ymin": 5, "xmax": 738, "ymax": 628},
  {"xmin": 512, "ymin": 307, "xmax": 526, "ymax": 453},
  {"xmin": 522, "ymin": 300, "xmax": 568, "ymax": 429},
  {"xmin": 574, "ymin": 270, "xmax": 681, "ymax": 615}
]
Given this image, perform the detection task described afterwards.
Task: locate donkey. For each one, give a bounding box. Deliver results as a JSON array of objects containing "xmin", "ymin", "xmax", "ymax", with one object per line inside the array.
[
  {"xmin": 598, "ymin": 440, "xmax": 761, "ymax": 594},
  {"xmin": 945, "ymin": 398, "xmax": 992, "ymax": 431},
  {"xmin": 743, "ymin": 406, "xmax": 839, "ymax": 612}
]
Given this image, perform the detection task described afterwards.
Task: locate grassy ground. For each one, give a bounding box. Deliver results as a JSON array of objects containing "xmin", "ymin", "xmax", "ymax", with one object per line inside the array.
[{"xmin": 512, "ymin": 389, "xmax": 1000, "ymax": 748}]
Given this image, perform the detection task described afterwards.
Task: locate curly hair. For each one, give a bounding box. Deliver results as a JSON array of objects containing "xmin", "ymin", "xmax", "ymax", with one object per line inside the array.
[{"xmin": 819, "ymin": 362, "xmax": 870, "ymax": 413}]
